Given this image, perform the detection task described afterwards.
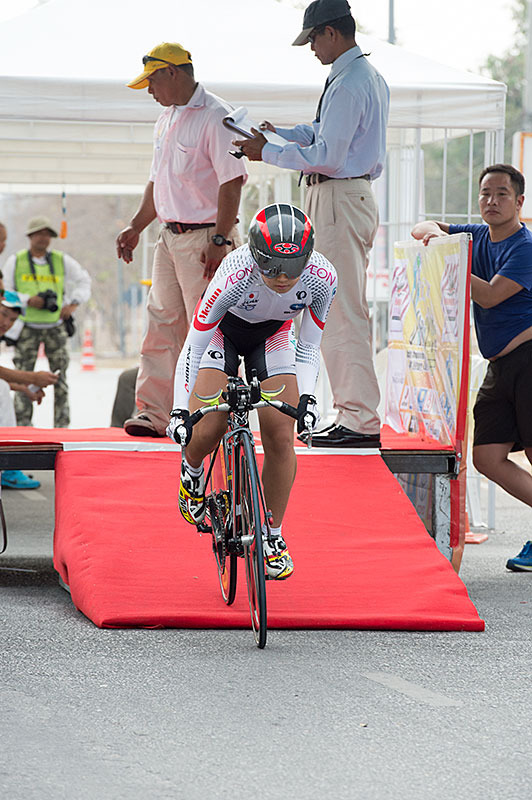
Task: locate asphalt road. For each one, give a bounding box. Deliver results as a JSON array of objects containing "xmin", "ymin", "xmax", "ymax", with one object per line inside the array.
[{"xmin": 1, "ymin": 471, "xmax": 530, "ymax": 800}]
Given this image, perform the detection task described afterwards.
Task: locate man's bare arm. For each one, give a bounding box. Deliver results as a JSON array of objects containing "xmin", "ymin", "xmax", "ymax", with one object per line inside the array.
[
  {"xmin": 0, "ymin": 366, "xmax": 57, "ymax": 387},
  {"xmin": 116, "ymin": 181, "xmax": 157, "ymax": 264},
  {"xmin": 471, "ymin": 274, "xmax": 524, "ymax": 308},
  {"xmin": 411, "ymin": 220, "xmax": 451, "ymax": 245}
]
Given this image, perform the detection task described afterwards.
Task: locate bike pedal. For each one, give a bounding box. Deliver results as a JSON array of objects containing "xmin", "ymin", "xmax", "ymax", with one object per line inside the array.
[{"xmin": 197, "ymin": 522, "xmax": 211, "ymax": 533}]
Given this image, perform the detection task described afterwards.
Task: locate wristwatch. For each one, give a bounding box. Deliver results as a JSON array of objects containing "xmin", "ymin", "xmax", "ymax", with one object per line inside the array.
[{"xmin": 211, "ymin": 234, "xmax": 232, "ymax": 247}]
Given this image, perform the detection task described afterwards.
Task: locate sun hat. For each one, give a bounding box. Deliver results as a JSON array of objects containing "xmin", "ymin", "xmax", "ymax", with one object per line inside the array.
[
  {"xmin": 26, "ymin": 215, "xmax": 58, "ymax": 237},
  {"xmin": 128, "ymin": 42, "xmax": 193, "ymax": 90}
]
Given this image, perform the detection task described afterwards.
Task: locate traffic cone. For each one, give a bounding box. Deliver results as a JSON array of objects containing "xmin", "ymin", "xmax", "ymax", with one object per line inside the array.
[
  {"xmin": 81, "ymin": 329, "xmax": 95, "ymax": 371},
  {"xmin": 37, "ymin": 342, "xmax": 46, "ymax": 360},
  {"xmin": 464, "ymin": 512, "xmax": 489, "ymax": 544}
]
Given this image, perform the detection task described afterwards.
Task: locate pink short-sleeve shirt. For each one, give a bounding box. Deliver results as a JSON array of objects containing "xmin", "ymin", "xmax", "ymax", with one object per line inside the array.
[{"xmin": 149, "ymin": 83, "xmax": 248, "ymax": 224}]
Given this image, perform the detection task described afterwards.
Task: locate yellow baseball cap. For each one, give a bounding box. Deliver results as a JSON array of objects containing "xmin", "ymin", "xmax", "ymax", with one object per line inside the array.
[{"xmin": 127, "ymin": 42, "xmax": 193, "ymax": 90}]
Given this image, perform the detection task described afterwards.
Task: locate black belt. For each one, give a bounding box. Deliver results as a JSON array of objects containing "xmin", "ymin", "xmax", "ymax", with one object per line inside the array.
[
  {"xmin": 166, "ymin": 221, "xmax": 215, "ymax": 235},
  {"xmin": 305, "ymin": 173, "xmax": 371, "ymax": 187}
]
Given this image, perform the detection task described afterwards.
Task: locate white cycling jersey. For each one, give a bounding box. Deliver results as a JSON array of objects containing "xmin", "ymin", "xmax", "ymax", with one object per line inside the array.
[{"xmin": 173, "ymin": 244, "xmax": 337, "ymax": 409}]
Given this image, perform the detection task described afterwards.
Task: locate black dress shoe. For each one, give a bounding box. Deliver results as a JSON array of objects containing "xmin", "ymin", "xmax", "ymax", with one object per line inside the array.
[{"xmin": 298, "ymin": 424, "xmax": 381, "ymax": 448}]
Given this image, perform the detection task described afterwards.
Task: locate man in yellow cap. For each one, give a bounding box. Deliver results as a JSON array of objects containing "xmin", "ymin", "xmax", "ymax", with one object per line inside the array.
[{"xmin": 117, "ymin": 42, "xmax": 247, "ymax": 437}]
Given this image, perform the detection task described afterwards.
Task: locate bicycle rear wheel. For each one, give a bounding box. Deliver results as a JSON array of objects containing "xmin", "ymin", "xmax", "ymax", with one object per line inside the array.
[
  {"xmin": 238, "ymin": 434, "xmax": 267, "ymax": 648},
  {"xmin": 206, "ymin": 444, "xmax": 236, "ymax": 605}
]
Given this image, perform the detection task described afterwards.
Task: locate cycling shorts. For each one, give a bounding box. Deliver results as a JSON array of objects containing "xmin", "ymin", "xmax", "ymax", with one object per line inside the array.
[{"xmin": 198, "ymin": 313, "xmax": 296, "ymax": 381}]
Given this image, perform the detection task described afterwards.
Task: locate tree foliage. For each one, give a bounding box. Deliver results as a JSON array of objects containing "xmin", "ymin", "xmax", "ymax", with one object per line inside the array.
[
  {"xmin": 423, "ymin": 0, "xmax": 527, "ymax": 219},
  {"xmin": 481, "ymin": 0, "xmax": 527, "ymax": 158}
]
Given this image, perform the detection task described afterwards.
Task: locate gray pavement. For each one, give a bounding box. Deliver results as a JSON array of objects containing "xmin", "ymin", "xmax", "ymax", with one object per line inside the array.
[{"xmin": 0, "ymin": 470, "xmax": 530, "ymax": 800}]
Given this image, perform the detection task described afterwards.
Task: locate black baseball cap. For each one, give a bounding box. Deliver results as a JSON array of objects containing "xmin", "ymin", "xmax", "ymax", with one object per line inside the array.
[{"xmin": 292, "ymin": 0, "xmax": 352, "ymax": 46}]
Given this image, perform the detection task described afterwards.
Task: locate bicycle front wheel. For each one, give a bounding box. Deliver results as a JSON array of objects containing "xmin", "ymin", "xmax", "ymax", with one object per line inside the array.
[
  {"xmin": 238, "ymin": 435, "xmax": 267, "ymax": 648},
  {"xmin": 206, "ymin": 444, "xmax": 236, "ymax": 605}
]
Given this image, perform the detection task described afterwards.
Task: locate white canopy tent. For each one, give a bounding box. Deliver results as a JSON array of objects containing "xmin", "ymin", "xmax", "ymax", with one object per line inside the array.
[
  {"xmin": 0, "ymin": 0, "xmax": 505, "ymax": 190},
  {"xmin": 0, "ymin": 0, "xmax": 506, "ymax": 359},
  {"xmin": 0, "ymin": 0, "xmax": 504, "ymax": 530}
]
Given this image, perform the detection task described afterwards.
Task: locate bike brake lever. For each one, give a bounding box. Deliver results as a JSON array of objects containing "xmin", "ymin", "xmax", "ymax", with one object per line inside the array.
[
  {"xmin": 303, "ymin": 414, "xmax": 314, "ymax": 450},
  {"xmin": 175, "ymin": 425, "xmax": 187, "ymax": 446}
]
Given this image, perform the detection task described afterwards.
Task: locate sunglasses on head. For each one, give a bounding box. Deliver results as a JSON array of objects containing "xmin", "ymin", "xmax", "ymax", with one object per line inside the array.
[{"xmin": 142, "ymin": 55, "xmax": 176, "ymax": 67}]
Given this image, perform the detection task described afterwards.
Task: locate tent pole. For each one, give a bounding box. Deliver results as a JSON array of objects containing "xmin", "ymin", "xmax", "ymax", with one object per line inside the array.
[
  {"xmin": 388, "ymin": 0, "xmax": 396, "ymax": 44},
  {"xmin": 441, "ymin": 129, "xmax": 448, "ymax": 222}
]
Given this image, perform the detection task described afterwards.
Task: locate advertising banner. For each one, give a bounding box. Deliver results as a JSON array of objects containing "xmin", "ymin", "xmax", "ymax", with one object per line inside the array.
[{"xmin": 386, "ymin": 233, "xmax": 471, "ymax": 449}]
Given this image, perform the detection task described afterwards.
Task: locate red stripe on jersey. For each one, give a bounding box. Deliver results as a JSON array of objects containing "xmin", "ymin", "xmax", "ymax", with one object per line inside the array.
[
  {"xmin": 210, "ymin": 327, "xmax": 224, "ymax": 348},
  {"xmin": 265, "ymin": 320, "xmax": 292, "ymax": 352},
  {"xmin": 193, "ymin": 315, "xmax": 223, "ymax": 332},
  {"xmin": 309, "ymin": 306, "xmax": 325, "ymax": 330},
  {"xmin": 256, "ymin": 208, "xmax": 272, "ymax": 248}
]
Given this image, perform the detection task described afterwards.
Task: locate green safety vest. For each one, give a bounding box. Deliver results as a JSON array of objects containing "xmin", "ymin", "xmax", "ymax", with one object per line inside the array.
[{"xmin": 14, "ymin": 249, "xmax": 65, "ymax": 324}]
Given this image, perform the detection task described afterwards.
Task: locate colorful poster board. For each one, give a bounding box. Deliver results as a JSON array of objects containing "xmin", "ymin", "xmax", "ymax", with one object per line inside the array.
[{"xmin": 386, "ymin": 233, "xmax": 472, "ymax": 450}]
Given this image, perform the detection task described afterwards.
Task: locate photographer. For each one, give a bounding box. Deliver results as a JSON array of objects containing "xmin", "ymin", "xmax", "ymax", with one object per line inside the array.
[
  {"xmin": 2, "ymin": 215, "xmax": 91, "ymax": 427},
  {"xmin": 0, "ymin": 290, "xmax": 58, "ymax": 489}
]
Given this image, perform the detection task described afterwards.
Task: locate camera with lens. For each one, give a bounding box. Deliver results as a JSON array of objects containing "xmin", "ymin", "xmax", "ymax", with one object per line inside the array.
[{"xmin": 37, "ymin": 289, "xmax": 59, "ymax": 313}]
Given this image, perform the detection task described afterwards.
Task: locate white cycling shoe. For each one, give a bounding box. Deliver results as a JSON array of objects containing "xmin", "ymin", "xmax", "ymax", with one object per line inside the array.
[
  {"xmin": 178, "ymin": 464, "xmax": 205, "ymax": 526},
  {"xmin": 263, "ymin": 536, "xmax": 294, "ymax": 580}
]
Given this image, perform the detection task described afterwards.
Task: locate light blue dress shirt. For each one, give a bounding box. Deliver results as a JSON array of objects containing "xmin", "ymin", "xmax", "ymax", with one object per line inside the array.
[{"xmin": 262, "ymin": 46, "xmax": 389, "ymax": 180}]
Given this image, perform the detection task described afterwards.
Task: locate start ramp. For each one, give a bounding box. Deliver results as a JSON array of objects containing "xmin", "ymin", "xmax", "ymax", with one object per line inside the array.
[{"xmin": 47, "ymin": 438, "xmax": 483, "ymax": 632}]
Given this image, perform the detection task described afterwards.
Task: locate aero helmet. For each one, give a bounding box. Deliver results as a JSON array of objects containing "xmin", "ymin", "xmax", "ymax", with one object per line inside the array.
[{"xmin": 248, "ymin": 203, "xmax": 314, "ymax": 278}]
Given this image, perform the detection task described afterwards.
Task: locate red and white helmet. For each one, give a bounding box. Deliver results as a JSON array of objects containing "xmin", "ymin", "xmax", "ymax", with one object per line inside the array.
[{"xmin": 248, "ymin": 203, "xmax": 314, "ymax": 278}]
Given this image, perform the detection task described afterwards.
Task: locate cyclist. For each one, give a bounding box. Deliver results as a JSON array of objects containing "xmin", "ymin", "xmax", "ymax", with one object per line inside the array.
[{"xmin": 167, "ymin": 203, "xmax": 337, "ymax": 580}]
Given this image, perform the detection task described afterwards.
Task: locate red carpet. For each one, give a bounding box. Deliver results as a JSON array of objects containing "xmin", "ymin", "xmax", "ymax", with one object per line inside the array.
[
  {"xmin": 0, "ymin": 426, "xmax": 166, "ymax": 445},
  {"xmin": 53, "ymin": 450, "xmax": 484, "ymax": 631},
  {"xmin": 0, "ymin": 424, "xmax": 440, "ymax": 450}
]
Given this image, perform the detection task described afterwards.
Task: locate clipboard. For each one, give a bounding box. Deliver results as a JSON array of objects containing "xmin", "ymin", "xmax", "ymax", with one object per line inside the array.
[
  {"xmin": 223, "ymin": 115, "xmax": 254, "ymax": 140},
  {"xmin": 222, "ymin": 106, "xmax": 287, "ymax": 147}
]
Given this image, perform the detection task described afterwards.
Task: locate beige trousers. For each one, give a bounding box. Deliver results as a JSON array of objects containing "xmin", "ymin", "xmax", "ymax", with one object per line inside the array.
[
  {"xmin": 305, "ymin": 178, "xmax": 381, "ymax": 435},
  {"xmin": 136, "ymin": 225, "xmax": 241, "ymax": 433}
]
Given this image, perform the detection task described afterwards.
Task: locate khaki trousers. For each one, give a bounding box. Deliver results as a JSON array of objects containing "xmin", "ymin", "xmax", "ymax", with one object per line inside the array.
[
  {"xmin": 136, "ymin": 224, "xmax": 241, "ymax": 433},
  {"xmin": 305, "ymin": 178, "xmax": 381, "ymax": 435}
]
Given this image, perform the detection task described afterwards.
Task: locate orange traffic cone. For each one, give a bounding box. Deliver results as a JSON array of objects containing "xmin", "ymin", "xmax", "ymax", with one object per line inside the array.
[
  {"xmin": 464, "ymin": 512, "xmax": 489, "ymax": 544},
  {"xmin": 37, "ymin": 342, "xmax": 46, "ymax": 360},
  {"xmin": 81, "ymin": 329, "xmax": 95, "ymax": 371}
]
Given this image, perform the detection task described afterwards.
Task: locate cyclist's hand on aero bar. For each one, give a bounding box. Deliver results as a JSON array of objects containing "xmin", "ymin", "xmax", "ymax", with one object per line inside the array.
[
  {"xmin": 167, "ymin": 408, "xmax": 192, "ymax": 446},
  {"xmin": 296, "ymin": 394, "xmax": 320, "ymax": 434}
]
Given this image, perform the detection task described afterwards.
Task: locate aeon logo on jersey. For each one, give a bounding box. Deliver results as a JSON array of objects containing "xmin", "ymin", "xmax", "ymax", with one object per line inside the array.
[
  {"xmin": 308, "ymin": 264, "xmax": 336, "ymax": 285},
  {"xmin": 198, "ymin": 287, "xmax": 221, "ymax": 320},
  {"xmin": 224, "ymin": 265, "xmax": 253, "ymax": 288},
  {"xmin": 273, "ymin": 242, "xmax": 301, "ymax": 254}
]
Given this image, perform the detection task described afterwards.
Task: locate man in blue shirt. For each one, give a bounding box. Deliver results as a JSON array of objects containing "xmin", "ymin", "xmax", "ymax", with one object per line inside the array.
[
  {"xmin": 412, "ymin": 163, "xmax": 532, "ymax": 573},
  {"xmin": 234, "ymin": 0, "xmax": 389, "ymax": 448}
]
